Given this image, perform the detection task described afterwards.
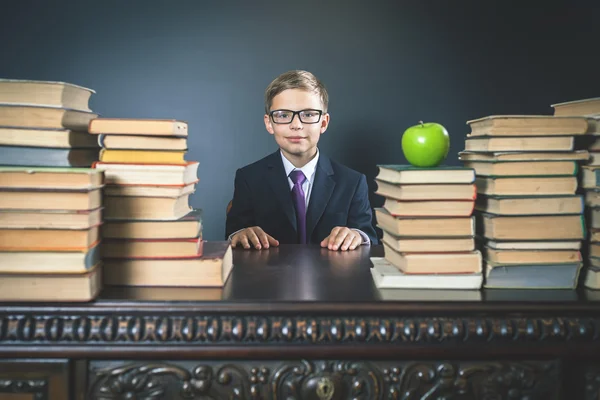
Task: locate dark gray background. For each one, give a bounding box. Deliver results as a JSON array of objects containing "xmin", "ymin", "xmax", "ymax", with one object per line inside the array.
[{"xmin": 1, "ymin": 0, "xmax": 599, "ymax": 241}]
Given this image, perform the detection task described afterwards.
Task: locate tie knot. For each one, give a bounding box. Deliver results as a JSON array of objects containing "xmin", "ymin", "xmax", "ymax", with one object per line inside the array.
[{"xmin": 289, "ymin": 170, "xmax": 306, "ymax": 185}]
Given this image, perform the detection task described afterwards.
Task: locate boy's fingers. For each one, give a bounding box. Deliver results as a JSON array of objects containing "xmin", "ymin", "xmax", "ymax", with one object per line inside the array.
[
  {"xmin": 246, "ymin": 229, "xmax": 262, "ymax": 249},
  {"xmin": 340, "ymin": 234, "xmax": 353, "ymax": 251},
  {"xmin": 328, "ymin": 227, "xmax": 346, "ymax": 249},
  {"xmin": 326, "ymin": 226, "xmax": 340, "ymax": 249},
  {"xmin": 332, "ymin": 230, "xmax": 348, "ymax": 250},
  {"xmin": 348, "ymin": 234, "xmax": 361, "ymax": 250},
  {"xmin": 240, "ymin": 235, "xmax": 251, "ymax": 249},
  {"xmin": 254, "ymin": 228, "xmax": 270, "ymax": 248},
  {"xmin": 267, "ymin": 234, "xmax": 279, "ymax": 246}
]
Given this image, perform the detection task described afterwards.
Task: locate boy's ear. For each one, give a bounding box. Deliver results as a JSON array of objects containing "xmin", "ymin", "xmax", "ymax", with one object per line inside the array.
[
  {"xmin": 320, "ymin": 112, "xmax": 330, "ymax": 134},
  {"xmin": 264, "ymin": 114, "xmax": 275, "ymax": 134}
]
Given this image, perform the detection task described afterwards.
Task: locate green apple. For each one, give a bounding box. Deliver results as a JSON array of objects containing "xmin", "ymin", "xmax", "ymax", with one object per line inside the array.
[{"xmin": 401, "ymin": 121, "xmax": 450, "ymax": 167}]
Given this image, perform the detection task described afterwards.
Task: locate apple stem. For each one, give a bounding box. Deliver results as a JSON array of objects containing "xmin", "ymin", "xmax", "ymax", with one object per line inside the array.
[{"xmin": 419, "ymin": 120, "xmax": 424, "ymax": 127}]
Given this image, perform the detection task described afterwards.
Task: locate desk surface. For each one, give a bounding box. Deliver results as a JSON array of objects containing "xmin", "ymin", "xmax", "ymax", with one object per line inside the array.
[{"xmin": 4, "ymin": 244, "xmax": 598, "ymax": 314}]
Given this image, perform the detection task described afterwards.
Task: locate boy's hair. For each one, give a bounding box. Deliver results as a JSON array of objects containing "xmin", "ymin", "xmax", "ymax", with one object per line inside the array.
[{"xmin": 264, "ymin": 70, "xmax": 329, "ymax": 114}]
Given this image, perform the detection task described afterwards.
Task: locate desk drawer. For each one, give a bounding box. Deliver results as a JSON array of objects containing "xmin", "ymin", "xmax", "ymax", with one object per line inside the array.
[
  {"xmin": 0, "ymin": 359, "xmax": 69, "ymax": 400},
  {"xmin": 88, "ymin": 359, "xmax": 560, "ymax": 400}
]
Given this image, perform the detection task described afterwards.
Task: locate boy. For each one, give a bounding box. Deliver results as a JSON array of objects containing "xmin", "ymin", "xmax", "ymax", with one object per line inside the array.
[{"xmin": 225, "ymin": 70, "xmax": 377, "ymax": 251}]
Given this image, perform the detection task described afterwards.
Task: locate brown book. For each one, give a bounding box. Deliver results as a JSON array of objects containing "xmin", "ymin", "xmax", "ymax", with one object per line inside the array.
[
  {"xmin": 466, "ymin": 115, "xmax": 588, "ymax": 136},
  {"xmin": 381, "ymin": 231, "xmax": 474, "ymax": 253},
  {"xmin": 589, "ymin": 207, "xmax": 600, "ymax": 229},
  {"xmin": 103, "ymin": 183, "xmax": 195, "ymax": 198},
  {"xmin": 581, "ymin": 166, "xmax": 600, "ymax": 189},
  {"xmin": 89, "ymin": 118, "xmax": 188, "ymax": 136},
  {"xmin": 375, "ymin": 208, "xmax": 475, "ymax": 237},
  {"xmin": 479, "ymin": 213, "xmax": 586, "ymax": 240},
  {"xmin": 101, "ymin": 236, "xmax": 203, "ymax": 258},
  {"xmin": 0, "ymin": 79, "xmax": 94, "ymax": 112},
  {"xmin": 465, "ymin": 136, "xmax": 574, "ymax": 152},
  {"xmin": 0, "ymin": 104, "xmax": 97, "ymax": 130},
  {"xmin": 584, "ymin": 257, "xmax": 600, "ymax": 289},
  {"xmin": 586, "ymin": 191, "xmax": 600, "ymax": 207},
  {"xmin": 0, "ymin": 127, "xmax": 99, "ymax": 148},
  {"xmin": 0, "ymin": 241, "xmax": 99, "ymax": 274},
  {"xmin": 475, "ymin": 176, "xmax": 577, "ymax": 196},
  {"xmin": 0, "ymin": 262, "xmax": 102, "ymax": 302},
  {"xmin": 587, "ymin": 152, "xmax": 600, "ymax": 166},
  {"xmin": 458, "ymin": 150, "xmax": 590, "ymax": 162},
  {"xmin": 375, "ymin": 179, "xmax": 476, "ymax": 201},
  {"xmin": 93, "ymin": 161, "xmax": 198, "ymax": 186},
  {"xmin": 483, "ymin": 239, "xmax": 581, "ymax": 250},
  {"xmin": 0, "ymin": 208, "xmax": 102, "ymax": 229},
  {"xmin": 99, "ymin": 149, "xmax": 186, "ymax": 164},
  {"xmin": 462, "ymin": 160, "xmax": 578, "ymax": 176},
  {"xmin": 589, "ymin": 243, "xmax": 600, "ymax": 258},
  {"xmin": 99, "ymin": 134, "xmax": 187, "ymax": 150},
  {"xmin": 551, "ymin": 98, "xmax": 600, "ymax": 117},
  {"xmin": 101, "ymin": 209, "xmax": 201, "ymax": 239},
  {"xmin": 0, "ymin": 167, "xmax": 103, "ymax": 190},
  {"xmin": 383, "ymin": 243, "xmax": 482, "ymax": 274},
  {"xmin": 103, "ymin": 241, "xmax": 233, "ymax": 287},
  {"xmin": 484, "ymin": 246, "xmax": 581, "ymax": 264},
  {"xmin": 383, "ymin": 198, "xmax": 474, "ymax": 217},
  {"xmin": 103, "ymin": 194, "xmax": 191, "ymax": 220},
  {"xmin": 0, "ymin": 226, "xmax": 99, "ymax": 251},
  {"xmin": 0, "ymin": 188, "xmax": 102, "ymax": 210},
  {"xmin": 101, "ymin": 286, "xmax": 224, "ymax": 301},
  {"xmin": 475, "ymin": 195, "xmax": 584, "ymax": 215},
  {"xmin": 376, "ymin": 165, "xmax": 475, "ymax": 184}
]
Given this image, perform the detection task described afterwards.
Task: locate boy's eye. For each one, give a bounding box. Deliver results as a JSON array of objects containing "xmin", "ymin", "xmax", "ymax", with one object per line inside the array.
[{"xmin": 302, "ymin": 112, "xmax": 316, "ymax": 117}]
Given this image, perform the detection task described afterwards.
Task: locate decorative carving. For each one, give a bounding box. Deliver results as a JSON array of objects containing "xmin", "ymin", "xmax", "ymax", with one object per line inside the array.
[
  {"xmin": 585, "ymin": 367, "xmax": 600, "ymax": 400},
  {"xmin": 386, "ymin": 362, "xmax": 559, "ymax": 399},
  {"xmin": 0, "ymin": 378, "xmax": 47, "ymax": 400},
  {"xmin": 89, "ymin": 360, "xmax": 558, "ymax": 400},
  {"xmin": 0, "ymin": 314, "xmax": 598, "ymax": 346},
  {"xmin": 89, "ymin": 362, "xmax": 255, "ymax": 399}
]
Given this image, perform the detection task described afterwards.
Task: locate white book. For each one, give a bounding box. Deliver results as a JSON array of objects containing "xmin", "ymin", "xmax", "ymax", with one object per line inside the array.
[{"xmin": 370, "ymin": 257, "xmax": 483, "ymax": 289}]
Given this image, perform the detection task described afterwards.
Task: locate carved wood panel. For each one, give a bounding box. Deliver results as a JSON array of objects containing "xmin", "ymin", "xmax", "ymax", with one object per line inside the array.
[
  {"xmin": 0, "ymin": 359, "xmax": 69, "ymax": 400},
  {"xmin": 0, "ymin": 378, "xmax": 47, "ymax": 400},
  {"xmin": 0, "ymin": 313, "xmax": 597, "ymax": 346},
  {"xmin": 88, "ymin": 359, "xmax": 560, "ymax": 400},
  {"xmin": 585, "ymin": 365, "xmax": 600, "ymax": 400}
]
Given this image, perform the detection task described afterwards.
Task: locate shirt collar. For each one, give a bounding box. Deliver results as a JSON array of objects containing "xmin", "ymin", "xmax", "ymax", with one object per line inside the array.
[{"xmin": 280, "ymin": 149, "xmax": 319, "ymax": 182}]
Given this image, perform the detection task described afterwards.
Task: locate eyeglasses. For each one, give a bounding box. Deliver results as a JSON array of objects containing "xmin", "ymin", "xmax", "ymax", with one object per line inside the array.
[{"xmin": 269, "ymin": 109, "xmax": 323, "ymax": 124}]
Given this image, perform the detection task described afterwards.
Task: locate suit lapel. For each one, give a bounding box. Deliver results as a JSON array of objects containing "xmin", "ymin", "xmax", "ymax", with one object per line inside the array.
[
  {"xmin": 306, "ymin": 155, "xmax": 335, "ymax": 241},
  {"xmin": 267, "ymin": 151, "xmax": 297, "ymax": 231}
]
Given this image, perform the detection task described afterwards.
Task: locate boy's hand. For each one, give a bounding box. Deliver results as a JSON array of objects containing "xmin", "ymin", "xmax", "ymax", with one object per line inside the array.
[
  {"xmin": 231, "ymin": 226, "xmax": 279, "ymax": 250},
  {"xmin": 320, "ymin": 227, "xmax": 362, "ymax": 251}
]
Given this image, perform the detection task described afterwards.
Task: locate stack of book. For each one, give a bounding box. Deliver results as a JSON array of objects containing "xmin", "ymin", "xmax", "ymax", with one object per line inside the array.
[
  {"xmin": 370, "ymin": 165, "xmax": 483, "ymax": 290},
  {"xmin": 89, "ymin": 118, "xmax": 232, "ymax": 287},
  {"xmin": 551, "ymin": 98, "xmax": 600, "ymax": 290},
  {"xmin": 0, "ymin": 79, "xmax": 103, "ymax": 301},
  {"xmin": 459, "ymin": 115, "xmax": 590, "ymax": 289}
]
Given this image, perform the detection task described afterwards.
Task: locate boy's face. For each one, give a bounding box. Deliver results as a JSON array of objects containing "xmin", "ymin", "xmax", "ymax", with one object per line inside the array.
[{"xmin": 264, "ymin": 88, "xmax": 329, "ymax": 163}]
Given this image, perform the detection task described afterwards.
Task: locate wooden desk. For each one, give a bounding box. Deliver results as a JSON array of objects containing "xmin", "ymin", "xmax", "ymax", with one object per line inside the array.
[{"xmin": 0, "ymin": 244, "xmax": 599, "ymax": 399}]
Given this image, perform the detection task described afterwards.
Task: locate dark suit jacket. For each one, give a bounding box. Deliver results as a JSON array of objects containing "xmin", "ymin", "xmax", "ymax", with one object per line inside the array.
[{"xmin": 225, "ymin": 150, "xmax": 378, "ymax": 245}]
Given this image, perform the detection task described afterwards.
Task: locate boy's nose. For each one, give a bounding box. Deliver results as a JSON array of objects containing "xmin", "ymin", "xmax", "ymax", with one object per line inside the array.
[{"xmin": 289, "ymin": 114, "xmax": 303, "ymax": 129}]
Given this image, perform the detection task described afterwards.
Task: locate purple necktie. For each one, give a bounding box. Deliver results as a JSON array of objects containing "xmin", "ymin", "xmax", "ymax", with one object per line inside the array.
[{"xmin": 289, "ymin": 170, "xmax": 307, "ymax": 244}]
